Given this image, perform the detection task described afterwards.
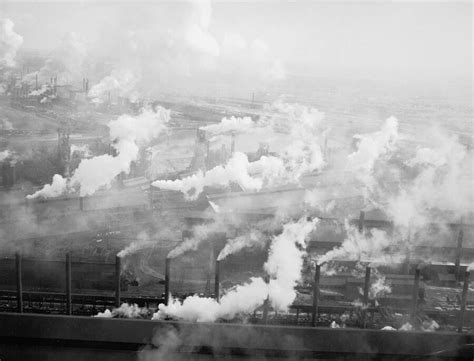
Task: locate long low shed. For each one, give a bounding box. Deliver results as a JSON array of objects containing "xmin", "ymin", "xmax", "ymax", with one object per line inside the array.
[{"xmin": 0, "ymin": 313, "xmax": 473, "ymax": 360}]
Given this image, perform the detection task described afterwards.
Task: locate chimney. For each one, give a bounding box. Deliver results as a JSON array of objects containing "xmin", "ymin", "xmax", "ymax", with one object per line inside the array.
[
  {"xmin": 164, "ymin": 257, "xmax": 171, "ymax": 305},
  {"xmin": 214, "ymin": 259, "xmax": 220, "ymax": 301},
  {"xmin": 262, "ymin": 275, "xmax": 270, "ymax": 324}
]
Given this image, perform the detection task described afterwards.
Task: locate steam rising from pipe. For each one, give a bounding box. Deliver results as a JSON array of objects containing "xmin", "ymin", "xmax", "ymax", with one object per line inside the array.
[
  {"xmin": 27, "ymin": 106, "xmax": 170, "ymax": 199},
  {"xmin": 217, "ymin": 230, "xmax": 265, "ymax": 261},
  {"xmin": 154, "ymin": 217, "xmax": 316, "ymax": 321}
]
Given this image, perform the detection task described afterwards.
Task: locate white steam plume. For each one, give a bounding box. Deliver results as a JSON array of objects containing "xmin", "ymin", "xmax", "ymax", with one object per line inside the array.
[
  {"xmin": 167, "ymin": 218, "xmax": 226, "ymax": 259},
  {"xmin": 153, "ymin": 152, "xmax": 285, "ymax": 200},
  {"xmin": 153, "ymin": 102, "xmax": 327, "ymax": 198},
  {"xmin": 0, "ymin": 150, "xmax": 11, "ymax": 162},
  {"xmin": 94, "ymin": 303, "xmax": 146, "ymax": 318},
  {"xmin": 347, "ymin": 116, "xmax": 399, "ymax": 190},
  {"xmin": 265, "ymin": 217, "xmax": 318, "ymax": 310},
  {"xmin": 88, "ymin": 68, "xmax": 140, "ymax": 104},
  {"xmin": 27, "ymin": 106, "xmax": 170, "ymax": 199},
  {"xmin": 217, "ymin": 230, "xmax": 266, "ymax": 261},
  {"xmin": 154, "ymin": 217, "xmax": 316, "ymax": 321},
  {"xmin": 387, "ymin": 128, "xmax": 472, "ymax": 231},
  {"xmin": 0, "ymin": 19, "xmax": 23, "ymax": 68},
  {"xmin": 318, "ymin": 222, "xmax": 406, "ymax": 269},
  {"xmin": 200, "ymin": 116, "xmax": 256, "ymax": 135}
]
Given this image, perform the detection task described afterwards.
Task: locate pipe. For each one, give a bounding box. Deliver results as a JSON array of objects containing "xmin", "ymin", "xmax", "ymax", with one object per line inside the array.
[
  {"xmin": 411, "ymin": 268, "xmax": 421, "ymax": 318},
  {"xmin": 214, "ymin": 259, "xmax": 220, "ymax": 302},
  {"xmin": 115, "ymin": 256, "xmax": 121, "ymax": 307},
  {"xmin": 16, "ymin": 253, "xmax": 23, "ymax": 313},
  {"xmin": 455, "ymin": 222, "xmax": 464, "ymax": 281},
  {"xmin": 458, "ymin": 271, "xmax": 470, "ymax": 332},
  {"xmin": 311, "ymin": 264, "xmax": 320, "ymax": 327},
  {"xmin": 358, "ymin": 211, "xmax": 365, "ymax": 233},
  {"xmin": 262, "ymin": 276, "xmax": 270, "ymax": 324},
  {"xmin": 66, "ymin": 253, "xmax": 72, "ymax": 315},
  {"xmin": 164, "ymin": 257, "xmax": 171, "ymax": 305},
  {"xmin": 361, "ymin": 266, "xmax": 371, "ymax": 328}
]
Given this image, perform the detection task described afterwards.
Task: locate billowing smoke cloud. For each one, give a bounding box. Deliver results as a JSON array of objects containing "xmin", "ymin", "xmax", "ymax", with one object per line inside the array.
[
  {"xmin": 155, "ymin": 217, "xmax": 316, "ymax": 321},
  {"xmin": 86, "ymin": 0, "xmax": 284, "ymax": 102},
  {"xmin": 27, "ymin": 106, "xmax": 170, "ymax": 199},
  {"xmin": 153, "ymin": 102, "xmax": 327, "ymax": 198},
  {"xmin": 347, "ymin": 116, "xmax": 399, "ymax": 190},
  {"xmin": 387, "ymin": 128, "xmax": 471, "ymax": 231},
  {"xmin": 153, "ymin": 152, "xmax": 285, "ymax": 200},
  {"xmin": 88, "ymin": 68, "xmax": 140, "ymax": 104},
  {"xmin": 0, "ymin": 150, "xmax": 11, "ymax": 162},
  {"xmin": 265, "ymin": 217, "xmax": 317, "ymax": 310},
  {"xmin": 200, "ymin": 116, "xmax": 256, "ymax": 136},
  {"xmin": 153, "ymin": 277, "xmax": 268, "ymax": 322},
  {"xmin": 318, "ymin": 222, "xmax": 405, "ymax": 268},
  {"xmin": 0, "ymin": 19, "xmax": 23, "ymax": 68}
]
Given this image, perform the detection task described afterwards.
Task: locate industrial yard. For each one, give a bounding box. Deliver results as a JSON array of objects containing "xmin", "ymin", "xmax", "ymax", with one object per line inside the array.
[{"xmin": 0, "ymin": 1, "xmax": 473, "ymax": 360}]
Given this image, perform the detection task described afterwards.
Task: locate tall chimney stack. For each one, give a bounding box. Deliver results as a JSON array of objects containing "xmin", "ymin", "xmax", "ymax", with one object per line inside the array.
[
  {"xmin": 164, "ymin": 257, "xmax": 171, "ymax": 305},
  {"xmin": 214, "ymin": 259, "xmax": 221, "ymax": 301}
]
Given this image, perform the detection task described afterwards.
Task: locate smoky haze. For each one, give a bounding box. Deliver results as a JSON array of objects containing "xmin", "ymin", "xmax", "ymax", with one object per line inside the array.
[{"xmin": 1, "ymin": 1, "xmax": 472, "ymax": 99}]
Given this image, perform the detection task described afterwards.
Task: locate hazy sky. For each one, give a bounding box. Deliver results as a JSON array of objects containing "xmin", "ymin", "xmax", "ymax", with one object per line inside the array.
[{"xmin": 1, "ymin": 1, "xmax": 472, "ymax": 85}]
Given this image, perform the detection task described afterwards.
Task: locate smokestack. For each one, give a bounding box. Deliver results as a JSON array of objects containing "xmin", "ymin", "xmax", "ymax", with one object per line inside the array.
[
  {"xmin": 79, "ymin": 196, "xmax": 84, "ymax": 211},
  {"xmin": 15, "ymin": 253, "xmax": 23, "ymax": 313},
  {"xmin": 311, "ymin": 263, "xmax": 320, "ymax": 327},
  {"xmin": 85, "ymin": 79, "xmax": 89, "ymax": 94},
  {"xmin": 262, "ymin": 275, "xmax": 270, "ymax": 324},
  {"xmin": 358, "ymin": 210, "xmax": 365, "ymax": 233},
  {"xmin": 115, "ymin": 255, "xmax": 121, "ymax": 307},
  {"xmin": 361, "ymin": 266, "xmax": 371, "ymax": 328},
  {"xmin": 164, "ymin": 257, "xmax": 171, "ymax": 305},
  {"xmin": 35, "ymin": 73, "xmax": 38, "ymax": 90},
  {"xmin": 411, "ymin": 267, "xmax": 421, "ymax": 318},
  {"xmin": 214, "ymin": 259, "xmax": 220, "ymax": 301},
  {"xmin": 66, "ymin": 253, "xmax": 72, "ymax": 315},
  {"xmin": 455, "ymin": 220, "xmax": 464, "ymax": 281},
  {"xmin": 458, "ymin": 271, "xmax": 470, "ymax": 332},
  {"xmin": 82, "ymin": 78, "xmax": 85, "ymax": 92}
]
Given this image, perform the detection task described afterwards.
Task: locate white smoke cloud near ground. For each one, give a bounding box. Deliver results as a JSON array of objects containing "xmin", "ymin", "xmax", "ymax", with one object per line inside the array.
[
  {"xmin": 265, "ymin": 217, "xmax": 318, "ymax": 310},
  {"xmin": 153, "ymin": 101, "xmax": 327, "ymax": 198},
  {"xmin": 155, "ymin": 217, "xmax": 316, "ymax": 321},
  {"xmin": 0, "ymin": 19, "xmax": 23, "ymax": 68},
  {"xmin": 27, "ymin": 106, "xmax": 170, "ymax": 199},
  {"xmin": 95, "ymin": 303, "xmax": 147, "ymax": 318}
]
